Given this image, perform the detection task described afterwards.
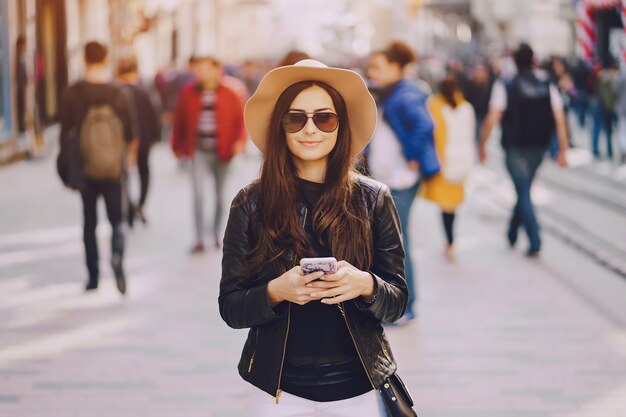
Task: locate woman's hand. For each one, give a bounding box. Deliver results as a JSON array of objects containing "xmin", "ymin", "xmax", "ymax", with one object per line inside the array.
[
  {"xmin": 305, "ymin": 261, "xmax": 375, "ymax": 305},
  {"xmin": 267, "ymin": 266, "xmax": 325, "ymax": 307}
]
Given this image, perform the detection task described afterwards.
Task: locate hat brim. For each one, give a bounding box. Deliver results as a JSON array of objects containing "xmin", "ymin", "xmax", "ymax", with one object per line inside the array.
[{"xmin": 244, "ymin": 63, "xmax": 377, "ymax": 158}]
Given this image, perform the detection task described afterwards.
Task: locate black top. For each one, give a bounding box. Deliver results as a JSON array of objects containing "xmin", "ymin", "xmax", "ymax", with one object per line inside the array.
[
  {"xmin": 121, "ymin": 83, "xmax": 161, "ymax": 147},
  {"xmin": 281, "ymin": 178, "xmax": 372, "ymax": 402}
]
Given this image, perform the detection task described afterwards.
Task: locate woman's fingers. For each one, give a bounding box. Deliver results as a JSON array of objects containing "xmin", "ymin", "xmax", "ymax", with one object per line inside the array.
[
  {"xmin": 321, "ymin": 291, "xmax": 357, "ymax": 305},
  {"xmin": 310, "ymin": 285, "xmax": 349, "ymax": 299},
  {"xmin": 301, "ymin": 271, "xmax": 325, "ymax": 283}
]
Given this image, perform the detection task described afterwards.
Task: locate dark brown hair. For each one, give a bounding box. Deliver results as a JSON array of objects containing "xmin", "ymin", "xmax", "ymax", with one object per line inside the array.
[
  {"xmin": 194, "ymin": 56, "xmax": 221, "ymax": 67},
  {"xmin": 243, "ymin": 81, "xmax": 372, "ymax": 276},
  {"xmin": 117, "ymin": 56, "xmax": 138, "ymax": 76},
  {"xmin": 378, "ymin": 41, "xmax": 416, "ymax": 69},
  {"xmin": 84, "ymin": 41, "xmax": 108, "ymax": 64},
  {"xmin": 439, "ymin": 75, "xmax": 458, "ymax": 108}
]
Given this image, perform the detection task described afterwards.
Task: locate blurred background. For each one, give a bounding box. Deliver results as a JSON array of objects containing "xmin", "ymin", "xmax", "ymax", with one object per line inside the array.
[{"xmin": 1, "ymin": 0, "xmax": 626, "ymax": 416}]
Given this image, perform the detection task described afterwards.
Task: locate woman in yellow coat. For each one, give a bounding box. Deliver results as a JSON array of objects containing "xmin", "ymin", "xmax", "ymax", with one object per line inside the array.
[{"xmin": 422, "ymin": 75, "xmax": 475, "ymax": 259}]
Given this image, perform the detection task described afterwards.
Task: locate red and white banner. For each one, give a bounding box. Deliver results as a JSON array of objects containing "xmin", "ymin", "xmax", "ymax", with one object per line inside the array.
[
  {"xmin": 577, "ymin": 1, "xmax": 596, "ymax": 62},
  {"xmin": 583, "ymin": 0, "xmax": 621, "ymax": 9}
]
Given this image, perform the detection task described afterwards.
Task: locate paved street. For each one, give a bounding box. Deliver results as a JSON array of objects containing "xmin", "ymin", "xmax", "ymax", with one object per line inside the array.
[{"xmin": 1, "ymin": 140, "xmax": 626, "ymax": 417}]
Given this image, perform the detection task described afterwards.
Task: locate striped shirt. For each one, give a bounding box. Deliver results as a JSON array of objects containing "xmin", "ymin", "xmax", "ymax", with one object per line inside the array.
[{"xmin": 197, "ymin": 90, "xmax": 217, "ymax": 151}]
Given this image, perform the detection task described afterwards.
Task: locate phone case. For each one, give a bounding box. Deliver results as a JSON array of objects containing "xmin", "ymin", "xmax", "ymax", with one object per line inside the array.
[{"xmin": 300, "ymin": 257, "xmax": 337, "ymax": 275}]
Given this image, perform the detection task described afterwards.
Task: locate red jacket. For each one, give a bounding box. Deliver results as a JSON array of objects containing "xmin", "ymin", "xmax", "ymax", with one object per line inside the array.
[{"xmin": 171, "ymin": 83, "xmax": 246, "ymax": 161}]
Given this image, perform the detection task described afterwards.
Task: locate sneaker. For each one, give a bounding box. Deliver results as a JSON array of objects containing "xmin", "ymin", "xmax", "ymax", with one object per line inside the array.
[
  {"xmin": 111, "ymin": 257, "xmax": 127, "ymax": 295},
  {"xmin": 85, "ymin": 281, "xmax": 98, "ymax": 292},
  {"xmin": 507, "ymin": 230, "xmax": 517, "ymax": 248},
  {"xmin": 136, "ymin": 206, "xmax": 148, "ymax": 224},
  {"xmin": 444, "ymin": 244, "xmax": 456, "ymax": 261},
  {"xmin": 190, "ymin": 242, "xmax": 205, "ymax": 254},
  {"xmin": 526, "ymin": 248, "xmax": 541, "ymax": 258}
]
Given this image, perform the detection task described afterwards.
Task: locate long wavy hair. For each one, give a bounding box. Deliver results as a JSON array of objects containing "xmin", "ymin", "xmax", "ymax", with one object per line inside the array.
[{"xmin": 243, "ymin": 81, "xmax": 373, "ymax": 277}]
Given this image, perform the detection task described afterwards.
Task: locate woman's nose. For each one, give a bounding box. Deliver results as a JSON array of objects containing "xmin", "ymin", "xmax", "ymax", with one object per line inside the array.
[{"xmin": 303, "ymin": 117, "xmax": 317, "ymax": 134}]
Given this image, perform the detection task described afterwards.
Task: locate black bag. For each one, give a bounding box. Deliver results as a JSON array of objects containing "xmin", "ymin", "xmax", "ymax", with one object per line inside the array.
[{"xmin": 378, "ymin": 373, "xmax": 418, "ymax": 417}]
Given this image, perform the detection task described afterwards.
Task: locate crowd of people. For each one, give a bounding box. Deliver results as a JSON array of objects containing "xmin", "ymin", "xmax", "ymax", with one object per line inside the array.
[{"xmin": 51, "ymin": 34, "xmax": 626, "ymax": 415}]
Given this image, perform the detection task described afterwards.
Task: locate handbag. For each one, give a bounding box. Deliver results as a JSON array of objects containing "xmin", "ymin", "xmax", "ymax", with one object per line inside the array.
[{"xmin": 378, "ymin": 373, "xmax": 418, "ymax": 417}]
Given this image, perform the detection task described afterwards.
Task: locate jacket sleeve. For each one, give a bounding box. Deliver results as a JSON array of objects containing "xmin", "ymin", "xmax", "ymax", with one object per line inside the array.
[
  {"xmin": 219, "ymin": 188, "xmax": 288, "ymax": 329},
  {"xmin": 398, "ymin": 93, "xmax": 435, "ymax": 163},
  {"xmin": 354, "ymin": 185, "xmax": 409, "ymax": 323}
]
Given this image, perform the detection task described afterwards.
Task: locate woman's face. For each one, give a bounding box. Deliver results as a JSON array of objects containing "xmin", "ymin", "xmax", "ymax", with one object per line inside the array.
[
  {"xmin": 284, "ymin": 85, "xmax": 339, "ymax": 168},
  {"xmin": 367, "ymin": 53, "xmax": 401, "ymax": 87}
]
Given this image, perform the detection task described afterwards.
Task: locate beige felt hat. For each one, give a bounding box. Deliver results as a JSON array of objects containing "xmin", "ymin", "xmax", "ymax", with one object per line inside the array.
[{"xmin": 244, "ymin": 59, "xmax": 377, "ymax": 157}]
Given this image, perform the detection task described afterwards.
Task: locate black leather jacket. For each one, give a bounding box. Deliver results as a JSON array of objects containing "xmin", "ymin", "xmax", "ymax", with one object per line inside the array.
[{"xmin": 218, "ymin": 175, "xmax": 408, "ymax": 401}]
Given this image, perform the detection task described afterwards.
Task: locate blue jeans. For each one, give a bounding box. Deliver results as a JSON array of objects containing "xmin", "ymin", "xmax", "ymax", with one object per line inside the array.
[
  {"xmin": 390, "ymin": 181, "xmax": 419, "ymax": 315},
  {"xmin": 505, "ymin": 148, "xmax": 544, "ymax": 253},
  {"xmin": 591, "ymin": 100, "xmax": 615, "ymax": 159}
]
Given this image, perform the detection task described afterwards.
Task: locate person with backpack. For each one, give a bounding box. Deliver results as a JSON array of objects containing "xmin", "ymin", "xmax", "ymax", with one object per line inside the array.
[
  {"xmin": 171, "ymin": 56, "xmax": 246, "ymax": 254},
  {"xmin": 479, "ymin": 43, "xmax": 568, "ymax": 257},
  {"xmin": 422, "ymin": 75, "xmax": 475, "ymax": 261},
  {"xmin": 117, "ymin": 57, "xmax": 161, "ymax": 225},
  {"xmin": 57, "ymin": 41, "xmax": 134, "ymax": 294}
]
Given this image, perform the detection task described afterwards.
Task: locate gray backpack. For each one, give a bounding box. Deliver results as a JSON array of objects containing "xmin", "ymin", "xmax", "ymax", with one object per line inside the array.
[{"xmin": 80, "ymin": 103, "xmax": 125, "ymax": 180}]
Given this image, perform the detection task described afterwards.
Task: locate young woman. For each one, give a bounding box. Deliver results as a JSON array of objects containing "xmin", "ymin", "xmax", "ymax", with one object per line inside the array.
[
  {"xmin": 422, "ymin": 75, "xmax": 475, "ymax": 260},
  {"xmin": 219, "ymin": 60, "xmax": 411, "ymax": 416},
  {"xmin": 367, "ymin": 41, "xmax": 438, "ymax": 322}
]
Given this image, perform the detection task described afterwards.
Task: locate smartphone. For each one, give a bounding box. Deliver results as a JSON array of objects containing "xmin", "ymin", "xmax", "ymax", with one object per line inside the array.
[{"xmin": 300, "ymin": 257, "xmax": 337, "ymax": 275}]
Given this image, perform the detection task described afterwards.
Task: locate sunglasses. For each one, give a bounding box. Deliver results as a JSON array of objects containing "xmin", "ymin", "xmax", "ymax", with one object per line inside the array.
[{"xmin": 281, "ymin": 111, "xmax": 339, "ymax": 133}]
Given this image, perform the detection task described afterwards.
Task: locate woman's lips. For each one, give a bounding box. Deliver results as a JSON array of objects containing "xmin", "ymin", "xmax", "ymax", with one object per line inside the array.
[{"xmin": 299, "ymin": 141, "xmax": 322, "ymax": 147}]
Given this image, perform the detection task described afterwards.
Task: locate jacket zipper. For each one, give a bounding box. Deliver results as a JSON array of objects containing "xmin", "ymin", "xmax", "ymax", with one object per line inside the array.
[
  {"xmin": 275, "ymin": 206, "xmax": 307, "ymax": 404},
  {"xmin": 275, "ymin": 303, "xmax": 291, "ymax": 404},
  {"xmin": 338, "ymin": 302, "xmax": 376, "ymax": 389},
  {"xmin": 247, "ymin": 327, "xmax": 260, "ymax": 373}
]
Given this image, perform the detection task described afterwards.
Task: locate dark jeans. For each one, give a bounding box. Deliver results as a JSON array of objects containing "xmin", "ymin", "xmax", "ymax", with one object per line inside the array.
[
  {"xmin": 80, "ymin": 179, "xmax": 125, "ymax": 283},
  {"xmin": 504, "ymin": 148, "xmax": 544, "ymax": 253},
  {"xmin": 390, "ymin": 181, "xmax": 420, "ymax": 315},
  {"xmin": 137, "ymin": 143, "xmax": 152, "ymax": 206}
]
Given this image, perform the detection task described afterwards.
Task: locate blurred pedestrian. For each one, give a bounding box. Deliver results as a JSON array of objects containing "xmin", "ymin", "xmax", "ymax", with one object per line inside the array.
[
  {"xmin": 56, "ymin": 41, "xmax": 134, "ymax": 293},
  {"xmin": 277, "ymin": 50, "xmax": 310, "ymax": 67},
  {"xmin": 422, "ymin": 75, "xmax": 475, "ymax": 260},
  {"xmin": 117, "ymin": 57, "xmax": 161, "ymax": 226},
  {"xmin": 594, "ymin": 60, "xmax": 618, "ymax": 160},
  {"xmin": 15, "ymin": 35, "xmax": 27, "ymax": 134},
  {"xmin": 242, "ymin": 59, "xmax": 261, "ymax": 94},
  {"xmin": 155, "ymin": 56, "xmax": 197, "ymax": 142},
  {"xmin": 570, "ymin": 58, "xmax": 593, "ymax": 128},
  {"xmin": 367, "ymin": 40, "xmax": 439, "ymax": 322},
  {"xmin": 171, "ymin": 56, "xmax": 246, "ymax": 253},
  {"xmin": 547, "ymin": 56, "xmax": 575, "ymax": 159},
  {"xmin": 479, "ymin": 43, "xmax": 568, "ymax": 257},
  {"xmin": 219, "ymin": 59, "xmax": 415, "ymax": 416},
  {"xmin": 615, "ymin": 65, "xmax": 626, "ymax": 165},
  {"xmin": 465, "ymin": 63, "xmax": 493, "ymax": 144}
]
